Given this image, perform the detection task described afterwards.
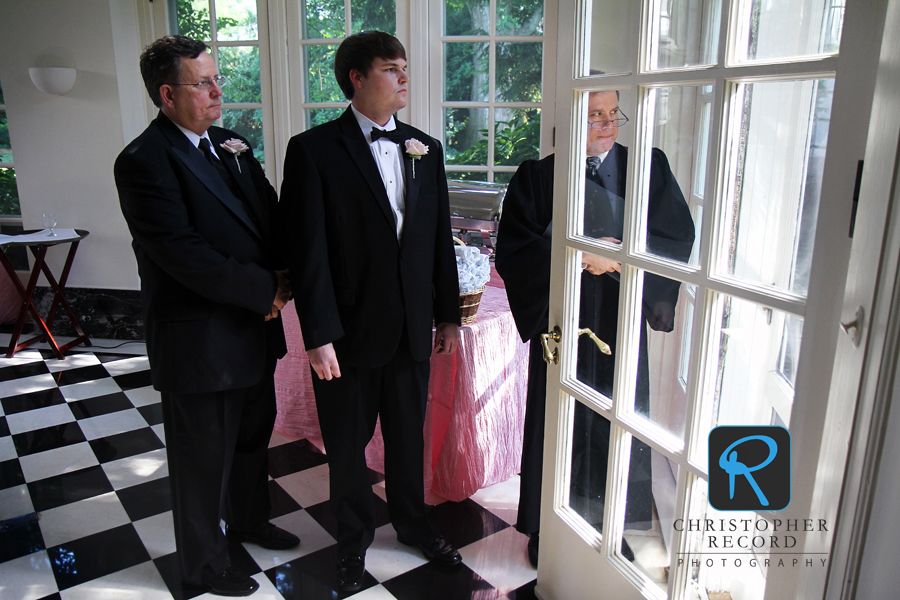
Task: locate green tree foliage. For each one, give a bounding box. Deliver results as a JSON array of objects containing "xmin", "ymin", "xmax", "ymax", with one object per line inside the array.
[{"xmin": 0, "ymin": 168, "xmax": 19, "ymax": 217}]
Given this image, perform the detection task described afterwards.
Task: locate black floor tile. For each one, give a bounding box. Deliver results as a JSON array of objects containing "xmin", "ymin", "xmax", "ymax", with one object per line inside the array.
[
  {"xmin": 508, "ymin": 579, "xmax": 538, "ymax": 600},
  {"xmin": 268, "ymin": 439, "xmax": 328, "ymax": 478},
  {"xmin": 13, "ymin": 422, "xmax": 85, "ymax": 457},
  {"xmin": 88, "ymin": 352, "xmax": 143, "ymax": 364},
  {"xmin": 36, "ymin": 593, "xmax": 61, "ymax": 600},
  {"xmin": 0, "ymin": 458, "xmax": 25, "ymax": 490},
  {"xmin": 0, "ymin": 517, "xmax": 44, "ymax": 563},
  {"xmin": 89, "ymin": 427, "xmax": 165, "ymax": 463},
  {"xmin": 304, "ymin": 496, "xmax": 391, "ymax": 542},
  {"xmin": 68, "ymin": 392, "xmax": 134, "ymax": 420},
  {"xmin": 1, "ymin": 387, "xmax": 66, "ymax": 416},
  {"xmin": 269, "ymin": 479, "xmax": 302, "ymax": 520},
  {"xmin": 265, "ymin": 545, "xmax": 378, "ymax": 600},
  {"xmin": 137, "ymin": 402, "xmax": 164, "ymax": 426},
  {"xmin": 0, "ymin": 415, "xmax": 8, "ymax": 437},
  {"xmin": 47, "ymin": 524, "xmax": 151, "ymax": 591},
  {"xmin": 382, "ymin": 561, "xmax": 501, "ymax": 600},
  {"xmin": 112, "ymin": 370, "xmax": 153, "ymax": 391},
  {"xmin": 52, "ymin": 364, "xmax": 111, "ymax": 387},
  {"xmin": 117, "ymin": 476, "xmax": 171, "ymax": 521},
  {"xmin": 433, "ymin": 499, "xmax": 511, "ymax": 550},
  {"xmin": 28, "ymin": 465, "xmax": 114, "ymax": 512},
  {"xmin": 0, "ymin": 360, "xmax": 49, "ymax": 382}
]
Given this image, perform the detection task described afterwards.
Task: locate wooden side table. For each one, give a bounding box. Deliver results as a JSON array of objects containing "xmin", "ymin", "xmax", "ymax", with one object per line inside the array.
[{"xmin": 0, "ymin": 229, "xmax": 92, "ymax": 359}]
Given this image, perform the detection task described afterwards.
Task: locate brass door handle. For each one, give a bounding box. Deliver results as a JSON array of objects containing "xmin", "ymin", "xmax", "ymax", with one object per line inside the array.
[
  {"xmin": 578, "ymin": 328, "xmax": 611, "ymax": 355},
  {"xmin": 540, "ymin": 326, "xmax": 562, "ymax": 364}
]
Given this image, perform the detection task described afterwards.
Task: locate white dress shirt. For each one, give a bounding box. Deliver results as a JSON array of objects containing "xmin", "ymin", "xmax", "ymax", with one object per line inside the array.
[
  {"xmin": 351, "ymin": 105, "xmax": 406, "ymax": 240},
  {"xmin": 174, "ymin": 122, "xmax": 221, "ymax": 159}
]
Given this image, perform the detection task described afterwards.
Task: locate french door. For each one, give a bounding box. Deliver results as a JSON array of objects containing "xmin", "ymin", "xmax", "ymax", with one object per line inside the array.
[{"xmin": 538, "ymin": 1, "xmax": 891, "ymax": 599}]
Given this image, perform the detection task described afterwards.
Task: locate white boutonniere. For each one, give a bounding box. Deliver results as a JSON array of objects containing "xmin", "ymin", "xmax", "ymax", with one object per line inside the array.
[
  {"xmin": 220, "ymin": 138, "xmax": 250, "ymax": 173},
  {"xmin": 405, "ymin": 138, "xmax": 428, "ymax": 179}
]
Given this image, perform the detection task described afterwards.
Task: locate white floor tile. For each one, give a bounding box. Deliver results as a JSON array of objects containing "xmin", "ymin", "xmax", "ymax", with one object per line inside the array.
[
  {"xmin": 241, "ymin": 509, "xmax": 335, "ymax": 571},
  {"xmin": 458, "ymin": 526, "xmax": 536, "ymax": 595},
  {"xmin": 0, "ymin": 434, "xmax": 17, "ymax": 461},
  {"xmin": 38, "ymin": 491, "xmax": 131, "ymax": 548},
  {"xmin": 0, "ymin": 372, "xmax": 57, "ymax": 400},
  {"xmin": 102, "ymin": 356, "xmax": 150, "ymax": 377},
  {"xmin": 0, "ymin": 551, "xmax": 59, "ymax": 600},
  {"xmin": 18, "ymin": 442, "xmax": 98, "ymax": 483},
  {"xmin": 0, "ymin": 485, "xmax": 34, "ymax": 521},
  {"xmin": 59, "ymin": 377, "xmax": 121, "ymax": 402},
  {"xmin": 275, "ymin": 463, "xmax": 330, "ymax": 508},
  {"xmin": 468, "ymin": 475, "xmax": 521, "ymax": 528},
  {"xmin": 5, "ymin": 402, "xmax": 74, "ymax": 435},
  {"xmin": 102, "ymin": 447, "xmax": 168, "ymax": 490},
  {"xmin": 132, "ymin": 511, "xmax": 176, "ymax": 559},
  {"xmin": 58, "ymin": 560, "xmax": 171, "ymax": 600},
  {"xmin": 123, "ymin": 386, "xmax": 160, "ymax": 408},
  {"xmin": 268, "ymin": 429, "xmax": 297, "ymax": 448},
  {"xmin": 77, "ymin": 408, "xmax": 149, "ymax": 441},
  {"xmin": 44, "ymin": 353, "xmax": 100, "ymax": 373},
  {"xmin": 364, "ymin": 524, "xmax": 428, "ymax": 583},
  {"xmin": 151, "ymin": 423, "xmax": 165, "ymax": 445}
]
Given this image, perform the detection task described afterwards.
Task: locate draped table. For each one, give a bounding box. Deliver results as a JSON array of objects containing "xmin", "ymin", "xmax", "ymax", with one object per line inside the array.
[{"xmin": 273, "ymin": 285, "xmax": 529, "ymax": 501}]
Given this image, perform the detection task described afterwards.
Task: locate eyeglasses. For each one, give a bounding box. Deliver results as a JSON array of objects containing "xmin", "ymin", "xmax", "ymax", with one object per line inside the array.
[
  {"xmin": 170, "ymin": 75, "xmax": 227, "ymax": 91},
  {"xmin": 588, "ymin": 109, "xmax": 629, "ymax": 129}
]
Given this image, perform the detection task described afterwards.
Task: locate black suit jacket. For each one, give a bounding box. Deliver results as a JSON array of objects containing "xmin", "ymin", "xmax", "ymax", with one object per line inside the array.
[
  {"xmin": 279, "ymin": 108, "xmax": 460, "ymax": 367},
  {"xmin": 115, "ymin": 112, "xmax": 286, "ymax": 394}
]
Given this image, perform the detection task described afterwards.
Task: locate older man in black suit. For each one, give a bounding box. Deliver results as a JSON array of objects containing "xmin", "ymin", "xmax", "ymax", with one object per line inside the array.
[
  {"xmin": 279, "ymin": 31, "xmax": 461, "ymax": 593},
  {"xmin": 114, "ymin": 36, "xmax": 298, "ymax": 597}
]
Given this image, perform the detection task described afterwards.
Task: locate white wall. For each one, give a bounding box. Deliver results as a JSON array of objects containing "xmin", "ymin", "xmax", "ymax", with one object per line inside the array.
[{"xmin": 0, "ymin": 0, "xmax": 140, "ymax": 290}]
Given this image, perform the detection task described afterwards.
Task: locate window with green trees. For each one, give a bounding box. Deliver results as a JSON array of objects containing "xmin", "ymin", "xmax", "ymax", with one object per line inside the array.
[{"xmin": 0, "ymin": 78, "xmax": 19, "ymax": 218}]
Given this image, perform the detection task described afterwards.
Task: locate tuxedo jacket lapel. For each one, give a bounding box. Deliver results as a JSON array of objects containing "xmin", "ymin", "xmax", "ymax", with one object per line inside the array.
[
  {"xmin": 395, "ymin": 122, "xmax": 421, "ymax": 226},
  {"xmin": 210, "ymin": 130, "xmax": 272, "ymax": 242}
]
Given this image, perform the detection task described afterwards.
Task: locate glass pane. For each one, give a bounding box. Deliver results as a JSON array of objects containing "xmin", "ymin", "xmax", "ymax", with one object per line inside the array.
[
  {"xmin": 445, "ymin": 0, "xmax": 489, "ymax": 36},
  {"xmin": 305, "ymin": 45, "xmax": 344, "ymax": 103},
  {"xmin": 1, "ymin": 222, "xmax": 26, "ymax": 269},
  {"xmin": 307, "ymin": 108, "xmax": 345, "ymax": 129},
  {"xmin": 495, "ymin": 42, "xmax": 542, "ymax": 102},
  {"xmin": 446, "ymin": 170, "xmax": 488, "ymax": 182},
  {"xmin": 695, "ymin": 294, "xmax": 802, "ymax": 466},
  {"xmin": 0, "ymin": 78, "xmax": 5, "ymax": 104},
  {"xmin": 641, "ymin": 85, "xmax": 704, "ymax": 266},
  {"xmin": 174, "ymin": 0, "xmax": 212, "ymax": 41},
  {"xmin": 622, "ymin": 440, "xmax": 678, "ymax": 592},
  {"xmin": 497, "ymin": 0, "xmax": 544, "ymax": 35},
  {"xmin": 493, "ymin": 171, "xmax": 515, "ymax": 184},
  {"xmin": 635, "ymin": 276, "xmax": 696, "ymax": 439},
  {"xmin": 0, "ymin": 111, "xmax": 10, "ymax": 151},
  {"xmin": 574, "ymin": 251, "xmax": 619, "ymax": 399},
  {"xmin": 444, "ymin": 42, "xmax": 489, "ymax": 102},
  {"xmin": 648, "ymin": 0, "xmax": 721, "ymax": 70},
  {"xmin": 1, "ymin": 167, "xmax": 21, "ymax": 217},
  {"xmin": 221, "ymin": 109, "xmax": 263, "ymax": 163},
  {"xmin": 302, "ymin": 0, "xmax": 345, "ymax": 39},
  {"xmin": 494, "ymin": 108, "xmax": 540, "ymax": 166},
  {"xmin": 723, "ymin": 79, "xmax": 833, "ymax": 295},
  {"xmin": 214, "ymin": 0, "xmax": 258, "ymax": 41},
  {"xmin": 445, "ymin": 107, "xmax": 489, "ymax": 167},
  {"xmin": 569, "ymin": 400, "xmax": 610, "ymax": 535},
  {"xmin": 219, "ymin": 46, "xmax": 261, "ymax": 104},
  {"xmin": 588, "ymin": 0, "xmax": 639, "ymax": 75},
  {"xmin": 351, "ymin": 0, "xmax": 396, "ymax": 34},
  {"xmin": 736, "ymin": 0, "xmax": 845, "ymax": 63}
]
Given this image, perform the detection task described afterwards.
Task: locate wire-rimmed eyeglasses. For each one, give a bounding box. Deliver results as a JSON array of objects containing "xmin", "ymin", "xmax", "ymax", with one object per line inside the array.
[
  {"xmin": 170, "ymin": 75, "xmax": 227, "ymax": 91},
  {"xmin": 588, "ymin": 109, "xmax": 629, "ymax": 129}
]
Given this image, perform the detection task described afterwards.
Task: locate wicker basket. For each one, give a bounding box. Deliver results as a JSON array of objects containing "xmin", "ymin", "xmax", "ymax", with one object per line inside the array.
[{"xmin": 459, "ymin": 284, "xmax": 485, "ymax": 325}]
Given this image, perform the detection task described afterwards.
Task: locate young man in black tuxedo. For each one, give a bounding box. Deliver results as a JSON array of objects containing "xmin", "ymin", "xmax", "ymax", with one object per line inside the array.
[
  {"xmin": 115, "ymin": 35, "xmax": 298, "ymax": 597},
  {"xmin": 279, "ymin": 31, "xmax": 462, "ymax": 592}
]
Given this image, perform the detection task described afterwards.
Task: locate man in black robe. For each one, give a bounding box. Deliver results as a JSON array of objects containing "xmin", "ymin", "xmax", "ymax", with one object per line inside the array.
[{"xmin": 495, "ymin": 90, "xmax": 695, "ymax": 567}]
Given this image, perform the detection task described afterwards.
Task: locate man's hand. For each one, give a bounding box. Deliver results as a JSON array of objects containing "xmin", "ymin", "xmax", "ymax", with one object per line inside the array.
[
  {"xmin": 582, "ymin": 252, "xmax": 621, "ymax": 276},
  {"xmin": 434, "ymin": 323, "xmax": 460, "ymax": 355},
  {"xmin": 307, "ymin": 342, "xmax": 341, "ymax": 380},
  {"xmin": 274, "ymin": 270, "xmax": 291, "ymax": 310},
  {"xmin": 649, "ymin": 301, "xmax": 675, "ymax": 332},
  {"xmin": 264, "ymin": 305, "xmax": 279, "ymax": 321}
]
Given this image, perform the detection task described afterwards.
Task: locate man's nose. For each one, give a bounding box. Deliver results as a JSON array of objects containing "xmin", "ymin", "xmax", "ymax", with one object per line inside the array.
[{"xmin": 210, "ymin": 81, "xmax": 224, "ymax": 96}]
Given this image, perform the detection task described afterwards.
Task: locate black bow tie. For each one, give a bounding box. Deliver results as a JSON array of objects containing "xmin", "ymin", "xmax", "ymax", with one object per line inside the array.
[{"xmin": 371, "ymin": 127, "xmax": 405, "ymax": 144}]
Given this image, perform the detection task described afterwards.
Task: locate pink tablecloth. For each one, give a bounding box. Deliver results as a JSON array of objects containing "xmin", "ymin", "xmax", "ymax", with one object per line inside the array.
[{"xmin": 273, "ymin": 285, "xmax": 529, "ymax": 502}]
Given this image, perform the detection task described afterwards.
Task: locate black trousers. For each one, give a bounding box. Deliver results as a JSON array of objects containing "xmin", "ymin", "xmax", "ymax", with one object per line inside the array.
[
  {"xmin": 312, "ymin": 339, "xmax": 437, "ymax": 557},
  {"xmin": 161, "ymin": 357, "xmax": 276, "ymax": 586},
  {"xmin": 517, "ymin": 335, "xmax": 548, "ymax": 535}
]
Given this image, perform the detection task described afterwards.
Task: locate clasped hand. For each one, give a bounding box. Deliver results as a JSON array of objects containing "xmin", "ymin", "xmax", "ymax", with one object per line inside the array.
[{"xmin": 265, "ymin": 269, "xmax": 291, "ymax": 321}]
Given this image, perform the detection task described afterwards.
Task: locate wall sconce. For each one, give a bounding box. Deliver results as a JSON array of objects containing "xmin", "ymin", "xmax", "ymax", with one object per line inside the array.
[{"xmin": 29, "ymin": 67, "xmax": 77, "ymax": 96}]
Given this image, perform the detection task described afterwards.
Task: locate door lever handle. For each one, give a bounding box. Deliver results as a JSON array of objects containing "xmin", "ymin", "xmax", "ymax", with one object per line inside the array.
[
  {"xmin": 578, "ymin": 328, "xmax": 612, "ymax": 355},
  {"xmin": 840, "ymin": 306, "xmax": 864, "ymax": 348},
  {"xmin": 540, "ymin": 326, "xmax": 561, "ymax": 364}
]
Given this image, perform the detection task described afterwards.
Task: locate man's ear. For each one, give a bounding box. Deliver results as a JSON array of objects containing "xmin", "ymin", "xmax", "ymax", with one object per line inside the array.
[
  {"xmin": 159, "ymin": 84, "xmax": 177, "ymax": 109},
  {"xmin": 349, "ymin": 68, "xmax": 366, "ymax": 90}
]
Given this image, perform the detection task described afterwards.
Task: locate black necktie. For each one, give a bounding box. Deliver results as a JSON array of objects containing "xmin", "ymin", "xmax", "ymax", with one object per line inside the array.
[
  {"xmin": 586, "ymin": 156, "xmax": 602, "ymax": 178},
  {"xmin": 371, "ymin": 127, "xmax": 405, "ymax": 144}
]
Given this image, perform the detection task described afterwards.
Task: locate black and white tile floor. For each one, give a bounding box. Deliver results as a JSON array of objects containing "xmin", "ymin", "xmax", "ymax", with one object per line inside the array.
[{"xmin": 0, "ymin": 337, "xmax": 537, "ymax": 600}]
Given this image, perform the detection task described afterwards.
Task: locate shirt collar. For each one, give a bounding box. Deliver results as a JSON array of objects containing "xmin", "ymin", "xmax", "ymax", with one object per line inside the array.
[
  {"xmin": 351, "ymin": 105, "xmax": 397, "ymax": 144},
  {"xmin": 588, "ymin": 149, "xmax": 611, "ymax": 163},
  {"xmin": 173, "ymin": 122, "xmax": 217, "ymax": 156}
]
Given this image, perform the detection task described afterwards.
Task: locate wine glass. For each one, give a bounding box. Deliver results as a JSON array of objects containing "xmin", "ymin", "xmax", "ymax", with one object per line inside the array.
[{"xmin": 42, "ymin": 213, "xmax": 57, "ymax": 236}]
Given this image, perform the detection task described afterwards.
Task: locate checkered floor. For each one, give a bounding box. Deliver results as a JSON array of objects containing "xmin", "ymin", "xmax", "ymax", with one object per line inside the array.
[{"xmin": 0, "ymin": 339, "xmax": 537, "ymax": 600}]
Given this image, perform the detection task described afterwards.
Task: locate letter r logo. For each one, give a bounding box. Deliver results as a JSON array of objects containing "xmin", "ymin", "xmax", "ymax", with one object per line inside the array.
[{"xmin": 709, "ymin": 426, "xmax": 791, "ymax": 511}]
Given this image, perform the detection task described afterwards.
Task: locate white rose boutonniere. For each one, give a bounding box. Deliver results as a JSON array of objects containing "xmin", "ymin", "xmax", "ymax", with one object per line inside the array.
[
  {"xmin": 405, "ymin": 138, "xmax": 429, "ymax": 179},
  {"xmin": 220, "ymin": 138, "xmax": 250, "ymax": 173}
]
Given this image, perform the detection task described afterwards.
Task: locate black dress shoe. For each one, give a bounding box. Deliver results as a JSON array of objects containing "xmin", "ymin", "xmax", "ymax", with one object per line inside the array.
[
  {"xmin": 398, "ymin": 536, "xmax": 462, "ymax": 566},
  {"xmin": 527, "ymin": 533, "xmax": 539, "ymax": 568},
  {"xmin": 203, "ymin": 567, "xmax": 259, "ymax": 597},
  {"xmin": 337, "ymin": 554, "xmax": 365, "ymax": 592},
  {"xmin": 226, "ymin": 523, "xmax": 300, "ymax": 550}
]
